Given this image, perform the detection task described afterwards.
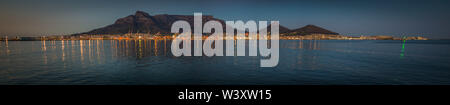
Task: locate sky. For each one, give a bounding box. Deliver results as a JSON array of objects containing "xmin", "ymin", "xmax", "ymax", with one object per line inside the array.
[{"xmin": 0, "ymin": 0, "xmax": 450, "ymax": 38}]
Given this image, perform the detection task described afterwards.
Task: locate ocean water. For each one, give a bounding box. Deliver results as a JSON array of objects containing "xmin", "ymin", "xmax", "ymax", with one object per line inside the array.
[{"xmin": 0, "ymin": 40, "xmax": 450, "ymax": 85}]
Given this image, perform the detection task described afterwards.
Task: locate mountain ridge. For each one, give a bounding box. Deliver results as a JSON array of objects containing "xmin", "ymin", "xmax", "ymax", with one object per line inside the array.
[{"xmin": 77, "ymin": 11, "xmax": 338, "ymax": 36}]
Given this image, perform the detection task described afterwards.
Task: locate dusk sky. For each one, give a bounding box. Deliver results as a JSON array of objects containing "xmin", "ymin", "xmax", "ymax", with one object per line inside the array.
[{"xmin": 1, "ymin": 0, "xmax": 449, "ymax": 38}]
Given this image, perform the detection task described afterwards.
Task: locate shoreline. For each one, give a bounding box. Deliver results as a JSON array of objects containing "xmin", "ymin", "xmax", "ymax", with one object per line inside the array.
[
  {"xmin": 0, "ymin": 34, "xmax": 430, "ymax": 41},
  {"xmin": 0, "ymin": 39, "xmax": 437, "ymax": 41}
]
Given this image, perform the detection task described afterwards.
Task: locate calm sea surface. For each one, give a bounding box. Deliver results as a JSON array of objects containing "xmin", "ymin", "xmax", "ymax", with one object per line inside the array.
[{"xmin": 1, "ymin": 40, "xmax": 450, "ymax": 85}]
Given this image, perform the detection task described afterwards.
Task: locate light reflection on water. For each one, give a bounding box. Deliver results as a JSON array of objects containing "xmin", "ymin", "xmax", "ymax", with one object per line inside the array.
[{"xmin": 1, "ymin": 40, "xmax": 450, "ymax": 85}]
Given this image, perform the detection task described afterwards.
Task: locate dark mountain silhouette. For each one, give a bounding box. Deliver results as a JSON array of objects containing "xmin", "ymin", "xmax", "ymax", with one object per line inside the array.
[
  {"xmin": 77, "ymin": 11, "xmax": 338, "ymax": 36},
  {"xmin": 286, "ymin": 25, "xmax": 339, "ymax": 35},
  {"xmin": 79, "ymin": 11, "xmax": 225, "ymax": 35}
]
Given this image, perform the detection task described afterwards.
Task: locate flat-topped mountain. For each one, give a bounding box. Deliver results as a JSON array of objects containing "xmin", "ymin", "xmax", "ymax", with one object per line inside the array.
[
  {"xmin": 79, "ymin": 11, "xmax": 225, "ymax": 35},
  {"xmin": 77, "ymin": 11, "xmax": 338, "ymax": 36}
]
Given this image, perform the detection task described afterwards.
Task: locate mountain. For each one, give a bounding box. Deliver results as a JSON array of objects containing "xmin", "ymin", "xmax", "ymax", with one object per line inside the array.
[
  {"xmin": 78, "ymin": 11, "xmax": 225, "ymax": 35},
  {"xmin": 77, "ymin": 11, "xmax": 338, "ymax": 36},
  {"xmin": 286, "ymin": 25, "xmax": 339, "ymax": 35}
]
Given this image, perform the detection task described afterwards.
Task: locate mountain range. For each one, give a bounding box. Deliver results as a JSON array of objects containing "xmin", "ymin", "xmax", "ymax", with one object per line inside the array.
[{"xmin": 77, "ymin": 11, "xmax": 338, "ymax": 36}]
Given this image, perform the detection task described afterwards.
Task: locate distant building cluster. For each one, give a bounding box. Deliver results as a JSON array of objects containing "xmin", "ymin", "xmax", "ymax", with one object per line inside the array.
[
  {"xmin": 280, "ymin": 34, "xmax": 428, "ymax": 40},
  {"xmin": 0, "ymin": 33, "xmax": 173, "ymax": 41},
  {"xmin": 0, "ymin": 33, "xmax": 428, "ymax": 41}
]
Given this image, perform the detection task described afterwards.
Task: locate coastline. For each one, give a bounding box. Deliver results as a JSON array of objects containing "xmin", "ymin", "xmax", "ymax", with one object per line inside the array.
[{"xmin": 0, "ymin": 34, "xmax": 429, "ymax": 41}]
